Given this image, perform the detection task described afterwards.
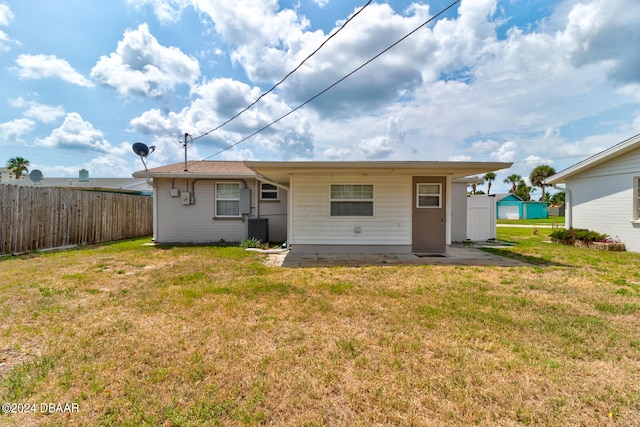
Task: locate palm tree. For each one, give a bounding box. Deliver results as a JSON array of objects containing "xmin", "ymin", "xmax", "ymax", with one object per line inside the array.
[
  {"xmin": 503, "ymin": 174, "xmax": 521, "ymax": 193},
  {"xmin": 6, "ymin": 157, "xmax": 30, "ymax": 179},
  {"xmin": 515, "ymin": 179, "xmax": 534, "ymax": 201},
  {"xmin": 529, "ymin": 165, "xmax": 556, "ymax": 201},
  {"xmin": 482, "ymin": 172, "xmax": 496, "ymax": 195}
]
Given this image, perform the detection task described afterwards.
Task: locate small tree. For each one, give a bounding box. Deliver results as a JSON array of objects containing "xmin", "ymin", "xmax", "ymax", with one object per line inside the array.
[
  {"xmin": 549, "ymin": 192, "xmax": 565, "ymax": 205},
  {"xmin": 482, "ymin": 172, "xmax": 496, "ymax": 195},
  {"xmin": 6, "ymin": 157, "xmax": 30, "ymax": 179}
]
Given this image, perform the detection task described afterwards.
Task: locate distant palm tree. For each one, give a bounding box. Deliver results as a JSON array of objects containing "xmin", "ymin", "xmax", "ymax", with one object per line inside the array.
[
  {"xmin": 468, "ymin": 182, "xmax": 477, "ymax": 195},
  {"xmin": 515, "ymin": 179, "xmax": 534, "ymax": 201},
  {"xmin": 503, "ymin": 174, "xmax": 521, "ymax": 193},
  {"xmin": 483, "ymin": 172, "xmax": 496, "ymax": 195},
  {"xmin": 529, "ymin": 165, "xmax": 556, "ymax": 201},
  {"xmin": 6, "ymin": 157, "xmax": 30, "ymax": 179}
]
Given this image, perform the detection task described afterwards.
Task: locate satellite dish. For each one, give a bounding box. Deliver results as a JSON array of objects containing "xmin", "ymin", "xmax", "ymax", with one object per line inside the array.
[
  {"xmin": 29, "ymin": 169, "xmax": 43, "ymax": 183},
  {"xmin": 132, "ymin": 142, "xmax": 151, "ymax": 157},
  {"xmin": 132, "ymin": 142, "xmax": 155, "ymax": 172}
]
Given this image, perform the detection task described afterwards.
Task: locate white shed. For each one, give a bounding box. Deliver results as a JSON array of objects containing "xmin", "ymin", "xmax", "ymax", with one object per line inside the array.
[{"xmin": 467, "ymin": 195, "xmax": 497, "ymax": 241}]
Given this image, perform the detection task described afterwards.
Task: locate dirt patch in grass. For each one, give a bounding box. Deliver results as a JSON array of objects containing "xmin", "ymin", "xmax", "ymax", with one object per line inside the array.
[{"xmin": 1, "ymin": 236, "xmax": 639, "ymax": 425}]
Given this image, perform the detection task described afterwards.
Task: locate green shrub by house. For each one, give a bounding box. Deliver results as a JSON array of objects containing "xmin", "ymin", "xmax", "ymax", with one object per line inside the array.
[{"xmin": 550, "ymin": 228, "xmax": 608, "ymax": 243}]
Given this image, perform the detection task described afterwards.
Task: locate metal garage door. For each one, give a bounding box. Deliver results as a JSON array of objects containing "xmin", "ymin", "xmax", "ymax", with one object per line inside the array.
[{"xmin": 498, "ymin": 205, "xmax": 520, "ymax": 220}]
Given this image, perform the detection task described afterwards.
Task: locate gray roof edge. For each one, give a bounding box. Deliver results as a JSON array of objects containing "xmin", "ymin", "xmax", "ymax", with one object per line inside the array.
[
  {"xmin": 132, "ymin": 171, "xmax": 256, "ymax": 179},
  {"xmin": 243, "ymin": 160, "xmax": 512, "ymax": 169},
  {"xmin": 546, "ymin": 133, "xmax": 640, "ymax": 184}
]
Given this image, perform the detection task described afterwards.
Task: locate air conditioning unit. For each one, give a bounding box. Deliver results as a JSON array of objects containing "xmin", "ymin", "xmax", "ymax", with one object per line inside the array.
[{"xmin": 248, "ymin": 218, "xmax": 269, "ymax": 243}]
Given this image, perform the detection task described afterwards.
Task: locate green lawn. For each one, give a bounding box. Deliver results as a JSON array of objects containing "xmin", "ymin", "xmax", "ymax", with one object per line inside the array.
[
  {"xmin": 1, "ymin": 229, "xmax": 639, "ymax": 426},
  {"xmin": 497, "ymin": 216, "xmax": 564, "ymax": 225}
]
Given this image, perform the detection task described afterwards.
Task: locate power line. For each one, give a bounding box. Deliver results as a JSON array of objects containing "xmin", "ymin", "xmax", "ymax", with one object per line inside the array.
[
  {"xmin": 190, "ymin": 0, "xmax": 373, "ymax": 143},
  {"xmin": 198, "ymin": 0, "xmax": 461, "ymax": 161}
]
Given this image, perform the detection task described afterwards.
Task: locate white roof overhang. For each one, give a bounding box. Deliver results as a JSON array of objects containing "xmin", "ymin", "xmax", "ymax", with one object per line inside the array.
[{"xmin": 244, "ymin": 161, "xmax": 512, "ymax": 185}]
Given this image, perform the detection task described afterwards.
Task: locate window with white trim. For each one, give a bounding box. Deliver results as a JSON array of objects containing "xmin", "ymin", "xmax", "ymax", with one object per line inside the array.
[
  {"xmin": 260, "ymin": 183, "xmax": 279, "ymax": 200},
  {"xmin": 417, "ymin": 183, "xmax": 441, "ymax": 208},
  {"xmin": 215, "ymin": 182, "xmax": 241, "ymax": 217},
  {"xmin": 330, "ymin": 184, "xmax": 373, "ymax": 216},
  {"xmin": 634, "ymin": 177, "xmax": 640, "ymax": 220}
]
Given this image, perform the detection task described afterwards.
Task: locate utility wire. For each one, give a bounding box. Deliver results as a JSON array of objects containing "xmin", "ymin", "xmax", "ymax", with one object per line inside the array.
[
  {"xmin": 191, "ymin": 0, "xmax": 373, "ymax": 143},
  {"xmin": 198, "ymin": 0, "xmax": 461, "ymax": 161}
]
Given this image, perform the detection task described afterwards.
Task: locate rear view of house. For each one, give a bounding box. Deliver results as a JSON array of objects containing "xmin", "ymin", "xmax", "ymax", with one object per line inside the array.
[
  {"xmin": 546, "ymin": 133, "xmax": 640, "ymax": 252},
  {"xmin": 135, "ymin": 160, "xmax": 511, "ymax": 253}
]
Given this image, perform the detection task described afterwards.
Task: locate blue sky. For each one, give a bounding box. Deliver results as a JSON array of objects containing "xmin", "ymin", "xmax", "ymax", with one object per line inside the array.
[{"xmin": 1, "ymin": 0, "xmax": 639, "ymax": 194}]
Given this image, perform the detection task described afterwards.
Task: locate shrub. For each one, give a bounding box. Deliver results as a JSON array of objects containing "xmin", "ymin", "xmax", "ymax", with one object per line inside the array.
[
  {"xmin": 240, "ymin": 237, "xmax": 263, "ymax": 249},
  {"xmin": 550, "ymin": 228, "xmax": 608, "ymax": 243}
]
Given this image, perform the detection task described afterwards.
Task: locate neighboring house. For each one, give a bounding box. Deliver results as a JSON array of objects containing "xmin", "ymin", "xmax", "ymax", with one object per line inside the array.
[
  {"xmin": 495, "ymin": 193, "xmax": 549, "ymax": 219},
  {"xmin": 0, "ymin": 167, "xmax": 23, "ymax": 183},
  {"xmin": 6, "ymin": 169, "xmax": 152, "ymax": 195},
  {"xmin": 135, "ymin": 160, "xmax": 511, "ymax": 253},
  {"xmin": 546, "ymin": 133, "xmax": 640, "ymax": 252}
]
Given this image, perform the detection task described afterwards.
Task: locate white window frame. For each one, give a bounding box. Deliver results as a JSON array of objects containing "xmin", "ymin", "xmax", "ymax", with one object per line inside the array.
[
  {"xmin": 330, "ymin": 184, "xmax": 374, "ymax": 217},
  {"xmin": 215, "ymin": 182, "xmax": 241, "ymax": 218},
  {"xmin": 260, "ymin": 182, "xmax": 279, "ymax": 201},
  {"xmin": 416, "ymin": 183, "xmax": 442, "ymax": 208}
]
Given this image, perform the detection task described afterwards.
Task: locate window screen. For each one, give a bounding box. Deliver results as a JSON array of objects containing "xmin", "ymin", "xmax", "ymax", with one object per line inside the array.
[
  {"xmin": 216, "ymin": 182, "xmax": 240, "ymax": 217},
  {"xmin": 417, "ymin": 183, "xmax": 441, "ymax": 208},
  {"xmin": 330, "ymin": 184, "xmax": 373, "ymax": 216}
]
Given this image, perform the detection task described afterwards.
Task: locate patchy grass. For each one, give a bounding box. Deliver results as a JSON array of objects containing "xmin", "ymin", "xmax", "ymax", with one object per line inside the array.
[
  {"xmin": 497, "ymin": 216, "xmax": 564, "ymax": 225},
  {"xmin": 0, "ymin": 233, "xmax": 639, "ymax": 426}
]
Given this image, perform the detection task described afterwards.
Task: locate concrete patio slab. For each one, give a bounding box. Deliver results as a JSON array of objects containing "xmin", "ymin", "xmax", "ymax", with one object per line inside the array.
[{"xmin": 264, "ymin": 243, "xmax": 528, "ymax": 268}]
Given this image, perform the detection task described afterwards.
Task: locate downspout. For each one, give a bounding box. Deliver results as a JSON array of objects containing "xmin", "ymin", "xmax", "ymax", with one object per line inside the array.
[
  {"xmin": 150, "ymin": 179, "xmax": 158, "ymax": 242},
  {"xmin": 552, "ymin": 183, "xmax": 571, "ymax": 229}
]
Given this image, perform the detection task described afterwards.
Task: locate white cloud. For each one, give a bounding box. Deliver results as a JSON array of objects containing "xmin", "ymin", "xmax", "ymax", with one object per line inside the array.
[
  {"xmin": 36, "ymin": 113, "xmax": 112, "ymax": 152},
  {"xmin": 41, "ymin": 147, "xmax": 133, "ymax": 178},
  {"xmin": 0, "ymin": 2, "xmax": 13, "ymax": 52},
  {"xmin": 491, "ymin": 141, "xmax": 517, "ymax": 163},
  {"xmin": 91, "ymin": 23, "xmax": 200, "ymax": 97},
  {"xmin": 11, "ymin": 54, "xmax": 94, "ymax": 87},
  {"xmin": 521, "ymin": 155, "xmax": 552, "ymax": 169},
  {"xmin": 123, "ymin": 0, "xmax": 640, "ymax": 174},
  {"xmin": 9, "ymin": 98, "xmax": 65, "ymax": 123},
  {"xmin": 126, "ymin": 0, "xmax": 187, "ymax": 24},
  {"xmin": 470, "ymin": 139, "xmax": 500, "ymax": 153},
  {"xmin": 0, "ymin": 118, "xmax": 36, "ymax": 142},
  {"xmin": 323, "ymin": 146, "xmax": 351, "ymax": 159},
  {"xmin": 130, "ymin": 77, "xmax": 315, "ymax": 161},
  {"xmin": 557, "ymin": 0, "xmax": 640, "ymax": 85},
  {"xmin": 0, "ymin": 3, "xmax": 12, "ymax": 26},
  {"xmin": 448, "ymin": 154, "xmax": 472, "ymax": 161}
]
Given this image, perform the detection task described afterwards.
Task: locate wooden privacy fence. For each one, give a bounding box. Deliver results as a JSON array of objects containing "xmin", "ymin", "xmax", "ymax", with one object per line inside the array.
[{"xmin": 0, "ymin": 185, "xmax": 153, "ymax": 255}]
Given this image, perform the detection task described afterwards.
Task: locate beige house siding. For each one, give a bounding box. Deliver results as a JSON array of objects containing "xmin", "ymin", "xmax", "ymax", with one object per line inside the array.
[
  {"xmin": 153, "ymin": 178, "xmax": 248, "ymax": 243},
  {"xmin": 151, "ymin": 178, "xmax": 288, "ymax": 244},
  {"xmin": 289, "ymin": 174, "xmax": 412, "ymax": 249},
  {"xmin": 567, "ymin": 147, "xmax": 640, "ymax": 252},
  {"xmin": 255, "ymin": 185, "xmax": 288, "ymax": 243}
]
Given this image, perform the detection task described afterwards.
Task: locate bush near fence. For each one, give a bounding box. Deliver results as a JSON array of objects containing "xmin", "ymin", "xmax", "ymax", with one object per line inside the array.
[{"xmin": 0, "ymin": 185, "xmax": 152, "ymax": 255}]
